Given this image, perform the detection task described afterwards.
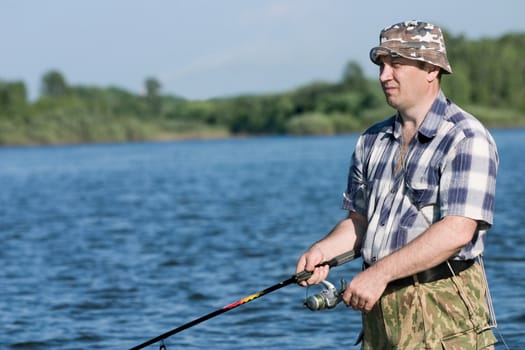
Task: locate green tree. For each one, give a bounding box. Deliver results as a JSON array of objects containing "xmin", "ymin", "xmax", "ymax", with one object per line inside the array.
[
  {"xmin": 0, "ymin": 81, "xmax": 27, "ymax": 117},
  {"xmin": 441, "ymin": 61, "xmax": 471, "ymax": 105},
  {"xmin": 145, "ymin": 77, "xmax": 162, "ymax": 116},
  {"xmin": 290, "ymin": 81, "xmax": 339, "ymax": 115},
  {"xmin": 41, "ymin": 70, "xmax": 68, "ymax": 98},
  {"xmin": 341, "ymin": 61, "xmax": 367, "ymax": 91},
  {"xmin": 341, "ymin": 60, "xmax": 378, "ymax": 110}
]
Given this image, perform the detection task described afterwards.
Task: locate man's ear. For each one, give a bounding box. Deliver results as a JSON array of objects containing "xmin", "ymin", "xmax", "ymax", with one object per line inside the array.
[{"xmin": 426, "ymin": 65, "xmax": 441, "ymax": 83}]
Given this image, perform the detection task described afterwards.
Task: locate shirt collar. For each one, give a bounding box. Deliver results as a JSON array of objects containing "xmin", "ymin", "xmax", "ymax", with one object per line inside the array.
[
  {"xmin": 387, "ymin": 89, "xmax": 448, "ymax": 141},
  {"xmin": 418, "ymin": 90, "xmax": 448, "ymax": 139}
]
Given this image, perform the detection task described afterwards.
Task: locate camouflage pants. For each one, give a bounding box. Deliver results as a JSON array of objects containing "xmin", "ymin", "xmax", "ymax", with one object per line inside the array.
[{"xmin": 361, "ymin": 263, "xmax": 497, "ymax": 349}]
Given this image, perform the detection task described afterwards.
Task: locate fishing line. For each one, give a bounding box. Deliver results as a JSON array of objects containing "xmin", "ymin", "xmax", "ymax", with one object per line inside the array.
[
  {"xmin": 479, "ymin": 255, "xmax": 510, "ymax": 350},
  {"xmin": 128, "ymin": 250, "xmax": 360, "ymax": 350}
]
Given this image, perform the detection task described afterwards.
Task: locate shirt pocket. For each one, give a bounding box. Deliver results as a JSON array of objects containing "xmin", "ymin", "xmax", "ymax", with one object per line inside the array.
[
  {"xmin": 403, "ymin": 182, "xmax": 440, "ymax": 234},
  {"xmin": 405, "ymin": 182, "xmax": 439, "ymax": 210}
]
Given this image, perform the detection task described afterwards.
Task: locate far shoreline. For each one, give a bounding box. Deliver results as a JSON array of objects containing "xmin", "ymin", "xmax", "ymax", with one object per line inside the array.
[{"xmin": 2, "ymin": 125, "xmax": 524, "ymax": 149}]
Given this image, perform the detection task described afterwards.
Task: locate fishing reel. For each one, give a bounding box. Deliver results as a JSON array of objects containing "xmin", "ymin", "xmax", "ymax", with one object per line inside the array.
[{"xmin": 304, "ymin": 279, "xmax": 347, "ymax": 311}]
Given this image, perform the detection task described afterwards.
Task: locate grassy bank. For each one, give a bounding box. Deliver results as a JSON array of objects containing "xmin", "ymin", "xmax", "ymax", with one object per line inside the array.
[
  {"xmin": 1, "ymin": 105, "xmax": 522, "ymax": 147},
  {"xmin": 0, "ymin": 116, "xmax": 230, "ymax": 146}
]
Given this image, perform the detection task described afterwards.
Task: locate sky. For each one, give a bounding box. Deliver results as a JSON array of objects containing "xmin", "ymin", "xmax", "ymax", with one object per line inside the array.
[{"xmin": 2, "ymin": 0, "xmax": 524, "ymax": 101}]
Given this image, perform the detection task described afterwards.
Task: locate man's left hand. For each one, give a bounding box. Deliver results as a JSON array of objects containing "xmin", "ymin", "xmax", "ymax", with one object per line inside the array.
[{"xmin": 342, "ymin": 266, "xmax": 389, "ymax": 312}]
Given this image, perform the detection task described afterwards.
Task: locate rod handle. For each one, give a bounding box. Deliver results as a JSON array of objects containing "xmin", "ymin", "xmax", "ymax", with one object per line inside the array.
[{"xmin": 294, "ymin": 250, "xmax": 361, "ymax": 283}]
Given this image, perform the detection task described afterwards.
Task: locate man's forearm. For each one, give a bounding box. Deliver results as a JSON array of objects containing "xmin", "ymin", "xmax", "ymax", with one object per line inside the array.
[
  {"xmin": 372, "ymin": 215, "xmax": 478, "ymax": 282},
  {"xmin": 311, "ymin": 211, "xmax": 368, "ymax": 260}
]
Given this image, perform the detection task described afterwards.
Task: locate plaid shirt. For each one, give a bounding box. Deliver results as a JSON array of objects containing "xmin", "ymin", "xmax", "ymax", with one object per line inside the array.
[{"xmin": 343, "ymin": 90, "xmax": 498, "ymax": 264}]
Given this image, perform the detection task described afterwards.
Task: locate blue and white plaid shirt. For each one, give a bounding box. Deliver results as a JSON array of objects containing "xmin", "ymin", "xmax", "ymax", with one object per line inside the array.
[{"xmin": 343, "ymin": 90, "xmax": 498, "ymax": 264}]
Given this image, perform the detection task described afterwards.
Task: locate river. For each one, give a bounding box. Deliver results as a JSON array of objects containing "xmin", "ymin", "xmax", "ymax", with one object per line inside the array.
[{"xmin": 1, "ymin": 129, "xmax": 523, "ymax": 349}]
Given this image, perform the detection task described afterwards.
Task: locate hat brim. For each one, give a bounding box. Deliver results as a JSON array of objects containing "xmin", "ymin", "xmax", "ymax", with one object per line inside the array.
[{"xmin": 369, "ymin": 46, "xmax": 452, "ymax": 74}]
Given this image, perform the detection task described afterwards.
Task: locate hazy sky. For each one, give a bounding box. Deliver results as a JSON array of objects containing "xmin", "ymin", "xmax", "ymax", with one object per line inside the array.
[{"xmin": 2, "ymin": 0, "xmax": 524, "ymax": 100}]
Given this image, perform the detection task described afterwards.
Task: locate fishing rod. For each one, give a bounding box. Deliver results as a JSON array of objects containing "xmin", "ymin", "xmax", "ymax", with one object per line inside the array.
[{"xmin": 129, "ymin": 250, "xmax": 360, "ymax": 350}]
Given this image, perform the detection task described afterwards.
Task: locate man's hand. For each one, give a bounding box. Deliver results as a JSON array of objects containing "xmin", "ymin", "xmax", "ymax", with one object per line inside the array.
[
  {"xmin": 342, "ymin": 265, "xmax": 389, "ymax": 312},
  {"xmin": 295, "ymin": 246, "xmax": 331, "ymax": 287}
]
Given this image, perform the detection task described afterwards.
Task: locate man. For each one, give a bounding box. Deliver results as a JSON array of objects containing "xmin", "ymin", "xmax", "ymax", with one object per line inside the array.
[{"xmin": 295, "ymin": 20, "xmax": 498, "ymax": 349}]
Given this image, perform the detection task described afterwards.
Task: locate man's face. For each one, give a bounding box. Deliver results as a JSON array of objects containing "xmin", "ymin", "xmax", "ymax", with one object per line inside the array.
[{"xmin": 377, "ymin": 55, "xmax": 433, "ymax": 112}]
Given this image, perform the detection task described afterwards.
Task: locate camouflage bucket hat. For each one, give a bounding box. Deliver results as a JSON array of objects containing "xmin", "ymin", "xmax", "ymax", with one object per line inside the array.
[{"xmin": 369, "ymin": 20, "xmax": 452, "ymax": 74}]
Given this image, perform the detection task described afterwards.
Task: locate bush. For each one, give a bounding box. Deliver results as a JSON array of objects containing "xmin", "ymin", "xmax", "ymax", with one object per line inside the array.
[
  {"xmin": 286, "ymin": 113, "xmax": 335, "ymax": 135},
  {"xmin": 329, "ymin": 113, "xmax": 363, "ymax": 133}
]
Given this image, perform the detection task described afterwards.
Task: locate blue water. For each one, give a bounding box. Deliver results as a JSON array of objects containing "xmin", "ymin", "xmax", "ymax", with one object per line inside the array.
[{"xmin": 1, "ymin": 129, "xmax": 523, "ymax": 349}]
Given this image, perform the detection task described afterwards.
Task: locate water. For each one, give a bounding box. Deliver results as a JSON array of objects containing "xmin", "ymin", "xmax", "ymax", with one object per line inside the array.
[{"xmin": 1, "ymin": 129, "xmax": 523, "ymax": 349}]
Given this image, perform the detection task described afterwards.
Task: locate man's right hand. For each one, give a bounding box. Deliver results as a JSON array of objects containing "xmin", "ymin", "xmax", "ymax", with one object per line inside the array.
[{"xmin": 295, "ymin": 246, "xmax": 331, "ymax": 287}]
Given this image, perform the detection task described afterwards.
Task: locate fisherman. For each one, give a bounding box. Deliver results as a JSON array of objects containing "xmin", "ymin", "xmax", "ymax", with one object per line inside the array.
[{"xmin": 295, "ymin": 20, "xmax": 498, "ymax": 349}]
